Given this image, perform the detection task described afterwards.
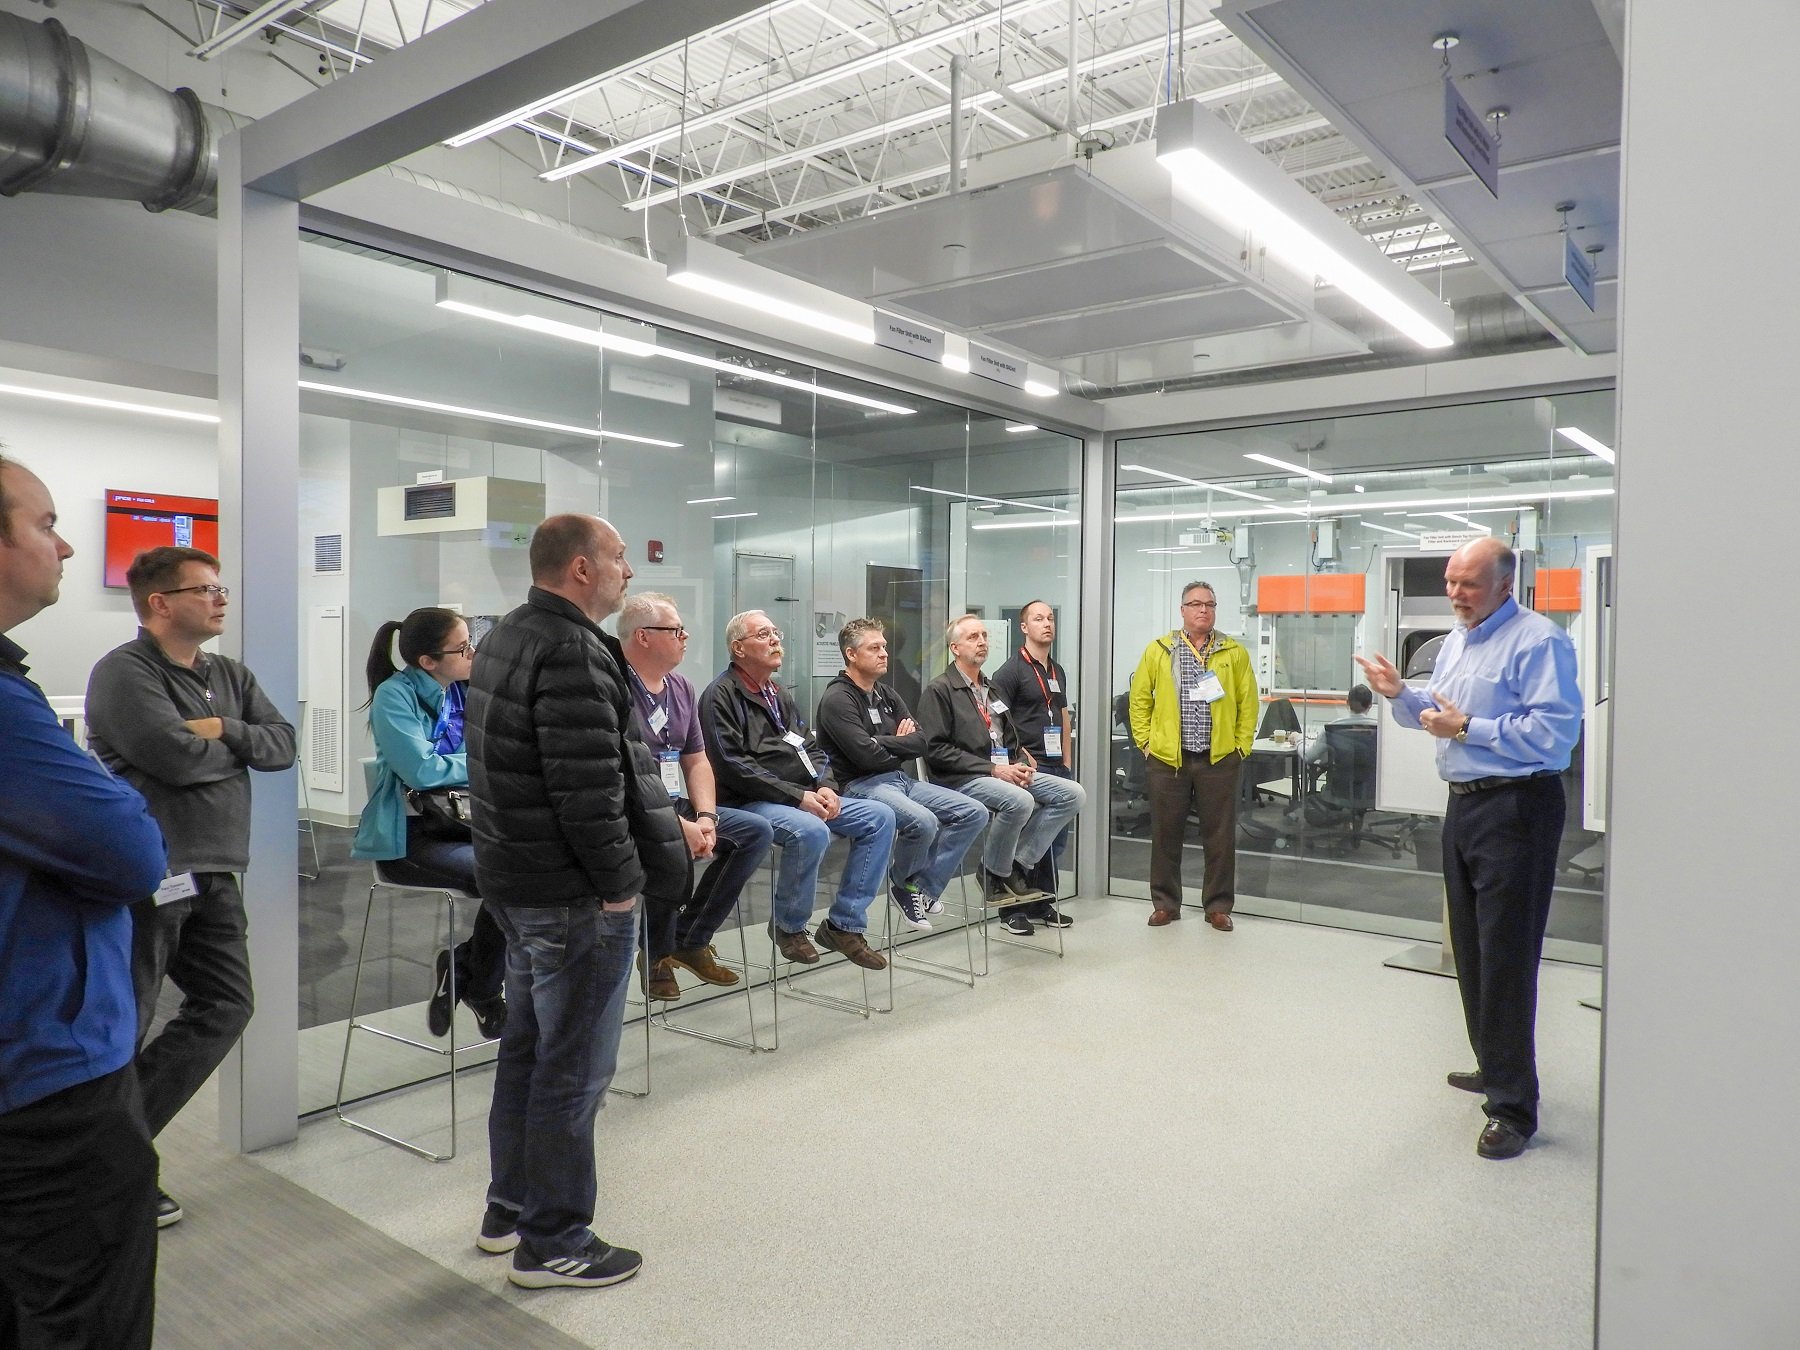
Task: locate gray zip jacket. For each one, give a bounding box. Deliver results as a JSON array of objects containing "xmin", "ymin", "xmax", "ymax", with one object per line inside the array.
[{"xmin": 85, "ymin": 630, "xmax": 296, "ymax": 874}]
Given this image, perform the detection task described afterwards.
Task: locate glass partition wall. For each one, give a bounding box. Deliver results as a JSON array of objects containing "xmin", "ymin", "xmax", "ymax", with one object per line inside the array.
[
  {"xmin": 1110, "ymin": 391, "xmax": 1613, "ymax": 962},
  {"xmin": 296, "ymin": 234, "xmax": 1082, "ymax": 1113}
]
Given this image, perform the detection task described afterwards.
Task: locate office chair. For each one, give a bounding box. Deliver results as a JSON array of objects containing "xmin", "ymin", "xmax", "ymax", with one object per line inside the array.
[
  {"xmin": 1110, "ymin": 692, "xmax": 1150, "ymax": 835},
  {"xmin": 1311, "ymin": 722, "xmax": 1414, "ymax": 858}
]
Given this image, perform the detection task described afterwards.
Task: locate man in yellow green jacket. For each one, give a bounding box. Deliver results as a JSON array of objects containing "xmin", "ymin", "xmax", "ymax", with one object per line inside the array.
[{"xmin": 1127, "ymin": 580, "xmax": 1259, "ymax": 930}]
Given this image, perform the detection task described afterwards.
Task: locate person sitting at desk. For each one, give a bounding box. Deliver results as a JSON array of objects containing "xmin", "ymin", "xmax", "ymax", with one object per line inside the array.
[
  {"xmin": 351, "ymin": 608, "xmax": 506, "ymax": 1040},
  {"xmin": 1306, "ymin": 684, "xmax": 1377, "ymax": 768}
]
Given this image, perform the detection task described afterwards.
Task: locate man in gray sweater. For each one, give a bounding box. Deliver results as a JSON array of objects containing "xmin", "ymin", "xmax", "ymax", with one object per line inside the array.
[{"xmin": 85, "ymin": 545, "xmax": 295, "ymax": 1230}]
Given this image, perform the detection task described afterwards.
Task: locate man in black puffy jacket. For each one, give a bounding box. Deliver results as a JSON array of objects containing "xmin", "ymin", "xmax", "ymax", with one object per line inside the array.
[{"xmin": 465, "ymin": 514, "xmax": 685, "ymax": 1293}]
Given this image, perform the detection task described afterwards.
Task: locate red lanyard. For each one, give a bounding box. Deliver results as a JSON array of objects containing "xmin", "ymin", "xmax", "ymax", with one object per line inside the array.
[
  {"xmin": 965, "ymin": 677, "xmax": 993, "ymax": 732},
  {"xmin": 1021, "ymin": 647, "xmax": 1058, "ymax": 710}
]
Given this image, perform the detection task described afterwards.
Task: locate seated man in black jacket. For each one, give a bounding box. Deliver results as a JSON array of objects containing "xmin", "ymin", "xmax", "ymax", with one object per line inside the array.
[
  {"xmin": 698, "ymin": 610, "xmax": 896, "ymax": 970},
  {"xmin": 466, "ymin": 514, "xmax": 687, "ymax": 1292},
  {"xmin": 815, "ymin": 618, "xmax": 986, "ymax": 931},
  {"xmin": 920, "ymin": 614, "xmax": 1085, "ymax": 935}
]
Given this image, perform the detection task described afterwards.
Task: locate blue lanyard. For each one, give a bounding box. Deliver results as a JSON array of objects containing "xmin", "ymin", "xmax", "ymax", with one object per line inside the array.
[{"xmin": 625, "ymin": 664, "xmax": 672, "ymax": 747}]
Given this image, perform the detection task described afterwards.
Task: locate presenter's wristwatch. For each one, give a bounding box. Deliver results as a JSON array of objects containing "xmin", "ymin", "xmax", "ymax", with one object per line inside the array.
[{"xmin": 1453, "ymin": 717, "xmax": 1471, "ymax": 743}]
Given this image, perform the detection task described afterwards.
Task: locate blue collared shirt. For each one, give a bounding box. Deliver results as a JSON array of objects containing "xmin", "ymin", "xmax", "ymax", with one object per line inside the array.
[{"xmin": 1388, "ymin": 596, "xmax": 1582, "ymax": 783}]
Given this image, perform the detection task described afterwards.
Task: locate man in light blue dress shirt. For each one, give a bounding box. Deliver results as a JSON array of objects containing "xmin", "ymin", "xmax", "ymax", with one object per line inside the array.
[{"xmin": 1357, "ymin": 537, "xmax": 1581, "ymax": 1161}]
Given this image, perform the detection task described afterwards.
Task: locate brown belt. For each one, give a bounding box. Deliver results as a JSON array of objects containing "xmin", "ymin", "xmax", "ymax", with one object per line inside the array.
[{"xmin": 1447, "ymin": 769, "xmax": 1561, "ymax": 796}]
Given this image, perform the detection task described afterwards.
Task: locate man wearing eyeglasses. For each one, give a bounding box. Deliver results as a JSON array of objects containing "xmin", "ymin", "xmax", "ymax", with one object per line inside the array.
[
  {"xmin": 617, "ymin": 592, "xmax": 773, "ymax": 1001},
  {"xmin": 84, "ymin": 545, "xmax": 296, "ymax": 1229},
  {"xmin": 698, "ymin": 610, "xmax": 896, "ymax": 970},
  {"xmin": 1128, "ymin": 580, "xmax": 1258, "ymax": 931}
]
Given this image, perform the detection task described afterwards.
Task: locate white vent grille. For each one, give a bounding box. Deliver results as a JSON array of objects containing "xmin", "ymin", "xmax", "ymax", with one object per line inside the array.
[
  {"xmin": 313, "ymin": 533, "xmax": 343, "ymax": 574},
  {"xmin": 309, "ymin": 706, "xmax": 340, "ymax": 779},
  {"xmin": 305, "ymin": 606, "xmax": 345, "ymax": 793}
]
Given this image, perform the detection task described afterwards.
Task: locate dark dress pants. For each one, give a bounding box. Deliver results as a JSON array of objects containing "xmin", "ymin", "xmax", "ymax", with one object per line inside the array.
[
  {"xmin": 0, "ymin": 1066, "xmax": 157, "ymax": 1350},
  {"xmin": 1442, "ymin": 774, "xmax": 1565, "ymax": 1135},
  {"xmin": 1147, "ymin": 750, "xmax": 1242, "ymax": 915},
  {"xmin": 645, "ymin": 806, "xmax": 773, "ymax": 964}
]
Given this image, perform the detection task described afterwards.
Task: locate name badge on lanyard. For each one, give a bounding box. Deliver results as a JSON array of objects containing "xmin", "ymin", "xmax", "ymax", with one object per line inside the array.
[
  {"xmin": 867, "ymin": 706, "xmax": 883, "ymax": 726},
  {"xmin": 154, "ymin": 872, "xmax": 198, "ymax": 906},
  {"xmin": 1042, "ymin": 727, "xmax": 1064, "ymax": 759},
  {"xmin": 657, "ymin": 748, "xmax": 683, "ymax": 797},
  {"xmin": 1189, "ymin": 671, "xmax": 1225, "ymax": 704},
  {"xmin": 1047, "ymin": 678, "xmax": 1061, "ymax": 694},
  {"xmin": 783, "ymin": 729, "xmax": 818, "ymax": 779},
  {"xmin": 990, "ymin": 744, "xmax": 1010, "ymax": 767},
  {"xmin": 647, "ymin": 704, "xmax": 669, "ymax": 736}
]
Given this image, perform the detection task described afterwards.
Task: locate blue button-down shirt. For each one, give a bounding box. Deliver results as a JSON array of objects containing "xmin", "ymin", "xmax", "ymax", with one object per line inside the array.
[{"xmin": 1388, "ymin": 596, "xmax": 1581, "ymax": 783}]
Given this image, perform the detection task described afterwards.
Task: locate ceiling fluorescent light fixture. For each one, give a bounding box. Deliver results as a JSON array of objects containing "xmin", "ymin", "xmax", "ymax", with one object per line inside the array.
[
  {"xmin": 445, "ymin": 74, "xmax": 612, "ymax": 148},
  {"xmin": 1155, "ymin": 100, "xmax": 1455, "ymax": 349},
  {"xmin": 667, "ymin": 235, "xmax": 875, "ymax": 346},
  {"xmin": 712, "ymin": 511, "xmax": 758, "ymax": 520},
  {"xmin": 1245, "ymin": 452, "xmax": 1333, "ymax": 483},
  {"xmin": 1555, "ymin": 426, "xmax": 1616, "ymax": 464},
  {"xmin": 1122, "ymin": 463, "xmax": 1273, "ymax": 502},
  {"xmin": 0, "ymin": 381, "xmax": 220, "ymax": 424},
  {"xmin": 912, "ymin": 484, "xmax": 1069, "ymax": 515},
  {"xmin": 1006, "ymin": 423, "xmax": 1038, "ymax": 433},
  {"xmin": 687, "ymin": 495, "xmax": 735, "ymax": 505},
  {"xmin": 968, "ymin": 517, "xmax": 1082, "ymax": 531},
  {"xmin": 1360, "ymin": 521, "xmax": 1421, "ymax": 538},
  {"xmin": 297, "ymin": 381, "xmax": 681, "ymax": 447}
]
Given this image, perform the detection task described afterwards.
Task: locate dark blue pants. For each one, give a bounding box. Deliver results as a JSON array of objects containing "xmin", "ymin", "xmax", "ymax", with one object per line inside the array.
[
  {"xmin": 378, "ymin": 823, "xmax": 506, "ymax": 1001},
  {"xmin": 644, "ymin": 806, "xmax": 773, "ymax": 963},
  {"xmin": 1442, "ymin": 775, "xmax": 1565, "ymax": 1136}
]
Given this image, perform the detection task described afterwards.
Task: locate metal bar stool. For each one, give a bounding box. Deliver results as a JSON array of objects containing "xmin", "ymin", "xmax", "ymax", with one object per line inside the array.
[
  {"xmin": 335, "ymin": 865, "xmax": 498, "ymax": 1162},
  {"xmin": 764, "ymin": 848, "xmax": 886, "ymax": 1050},
  {"xmin": 963, "ymin": 859, "xmax": 1067, "ymax": 978},
  {"xmin": 882, "ymin": 877, "xmax": 978, "ymax": 989},
  {"xmin": 649, "ymin": 883, "xmax": 775, "ymax": 1054}
]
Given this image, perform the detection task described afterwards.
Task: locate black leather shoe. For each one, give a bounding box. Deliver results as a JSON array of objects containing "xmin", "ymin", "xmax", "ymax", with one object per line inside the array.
[
  {"xmin": 1447, "ymin": 1070, "xmax": 1484, "ymax": 1093},
  {"xmin": 1477, "ymin": 1118, "xmax": 1528, "ymax": 1160}
]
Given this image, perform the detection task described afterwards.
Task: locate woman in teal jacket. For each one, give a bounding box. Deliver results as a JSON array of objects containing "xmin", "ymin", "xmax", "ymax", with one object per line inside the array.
[{"xmin": 351, "ymin": 607, "xmax": 505, "ymax": 1039}]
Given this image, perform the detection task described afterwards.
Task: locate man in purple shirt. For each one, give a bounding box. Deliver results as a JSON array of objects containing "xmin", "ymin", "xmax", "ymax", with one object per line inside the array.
[{"xmin": 1358, "ymin": 537, "xmax": 1581, "ymax": 1161}]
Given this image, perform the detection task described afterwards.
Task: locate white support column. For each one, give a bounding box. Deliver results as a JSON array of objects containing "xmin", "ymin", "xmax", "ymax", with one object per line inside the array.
[
  {"xmin": 1598, "ymin": 0, "xmax": 1800, "ymax": 1341},
  {"xmin": 215, "ymin": 137, "xmax": 301, "ymax": 1152},
  {"xmin": 1074, "ymin": 430, "xmax": 1112, "ymax": 900}
]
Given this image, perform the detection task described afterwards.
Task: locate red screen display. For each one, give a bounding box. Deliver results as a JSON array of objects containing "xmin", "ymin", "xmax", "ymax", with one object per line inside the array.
[{"xmin": 104, "ymin": 490, "xmax": 221, "ymax": 588}]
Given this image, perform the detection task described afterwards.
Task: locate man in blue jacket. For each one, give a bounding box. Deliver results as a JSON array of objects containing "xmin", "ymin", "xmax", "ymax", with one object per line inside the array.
[{"xmin": 0, "ymin": 455, "xmax": 169, "ymax": 1349}]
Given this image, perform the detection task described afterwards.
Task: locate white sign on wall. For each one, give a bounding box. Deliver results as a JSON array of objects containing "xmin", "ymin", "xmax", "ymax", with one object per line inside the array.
[
  {"xmin": 715, "ymin": 387, "xmax": 783, "ymax": 425},
  {"xmin": 875, "ymin": 311, "xmax": 945, "ymax": 362},
  {"xmin": 609, "ymin": 364, "xmax": 692, "ymax": 405},
  {"xmin": 1417, "ymin": 528, "xmax": 1490, "ymax": 549}
]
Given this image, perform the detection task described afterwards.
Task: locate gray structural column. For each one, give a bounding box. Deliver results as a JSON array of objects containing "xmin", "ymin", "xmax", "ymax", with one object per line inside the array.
[
  {"xmin": 1074, "ymin": 430, "xmax": 1111, "ymax": 901},
  {"xmin": 1598, "ymin": 0, "xmax": 1800, "ymax": 1341},
  {"xmin": 216, "ymin": 136, "xmax": 301, "ymax": 1152}
]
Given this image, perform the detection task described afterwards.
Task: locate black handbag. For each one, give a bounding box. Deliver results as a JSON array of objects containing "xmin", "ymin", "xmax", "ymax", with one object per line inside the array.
[{"xmin": 407, "ymin": 787, "xmax": 473, "ymax": 842}]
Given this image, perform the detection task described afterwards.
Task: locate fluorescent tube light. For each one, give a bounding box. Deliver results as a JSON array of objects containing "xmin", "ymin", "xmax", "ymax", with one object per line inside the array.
[
  {"xmin": 1156, "ymin": 100, "xmax": 1455, "ymax": 349},
  {"xmin": 1245, "ymin": 452, "xmax": 1333, "ymax": 483},
  {"xmin": 0, "ymin": 381, "xmax": 220, "ymax": 424},
  {"xmin": 912, "ymin": 484, "xmax": 1069, "ymax": 515},
  {"xmin": 712, "ymin": 511, "xmax": 758, "ymax": 520},
  {"xmin": 1006, "ymin": 424, "xmax": 1039, "ymax": 433},
  {"xmin": 298, "ymin": 381, "xmax": 682, "ymax": 447},
  {"xmin": 967, "ymin": 517, "xmax": 1082, "ymax": 531},
  {"xmin": 1555, "ymin": 426, "xmax": 1616, "ymax": 463},
  {"xmin": 1023, "ymin": 379, "xmax": 1059, "ymax": 398},
  {"xmin": 667, "ymin": 235, "xmax": 875, "ymax": 346},
  {"xmin": 687, "ymin": 495, "xmax": 735, "ymax": 505},
  {"xmin": 445, "ymin": 74, "xmax": 613, "ymax": 147},
  {"xmin": 1360, "ymin": 521, "xmax": 1421, "ymax": 538},
  {"xmin": 1122, "ymin": 463, "xmax": 1273, "ymax": 502}
]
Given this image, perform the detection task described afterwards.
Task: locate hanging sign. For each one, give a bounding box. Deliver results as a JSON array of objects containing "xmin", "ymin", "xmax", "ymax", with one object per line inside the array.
[
  {"xmin": 1563, "ymin": 234, "xmax": 1597, "ymax": 312},
  {"xmin": 1443, "ymin": 80, "xmax": 1500, "ymax": 199}
]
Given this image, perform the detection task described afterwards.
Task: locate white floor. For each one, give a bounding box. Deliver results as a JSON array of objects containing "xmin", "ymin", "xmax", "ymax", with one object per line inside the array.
[{"xmin": 252, "ymin": 897, "xmax": 1601, "ymax": 1349}]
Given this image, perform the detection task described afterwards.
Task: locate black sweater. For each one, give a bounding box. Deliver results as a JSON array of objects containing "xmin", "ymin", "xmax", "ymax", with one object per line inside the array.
[{"xmin": 813, "ymin": 673, "xmax": 925, "ymax": 782}]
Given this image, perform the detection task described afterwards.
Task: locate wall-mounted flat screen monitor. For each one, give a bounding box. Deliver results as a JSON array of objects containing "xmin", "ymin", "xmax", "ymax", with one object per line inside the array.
[{"xmin": 104, "ymin": 490, "xmax": 220, "ymax": 588}]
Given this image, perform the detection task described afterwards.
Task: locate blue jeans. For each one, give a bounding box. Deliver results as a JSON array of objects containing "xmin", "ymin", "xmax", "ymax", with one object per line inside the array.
[
  {"xmin": 486, "ymin": 902, "xmax": 638, "ymax": 1258},
  {"xmin": 953, "ymin": 772, "xmax": 1087, "ymax": 877},
  {"xmin": 1036, "ymin": 760, "xmax": 1075, "ymax": 878},
  {"xmin": 740, "ymin": 797, "xmax": 896, "ymax": 935},
  {"xmin": 645, "ymin": 806, "xmax": 775, "ymax": 962},
  {"xmin": 842, "ymin": 771, "xmax": 986, "ymax": 901}
]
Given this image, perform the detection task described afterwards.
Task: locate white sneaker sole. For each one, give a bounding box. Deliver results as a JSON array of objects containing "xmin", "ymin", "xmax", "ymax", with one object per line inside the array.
[
  {"xmin": 477, "ymin": 1231, "xmax": 520, "ymax": 1254},
  {"xmin": 507, "ymin": 1261, "xmax": 641, "ymax": 1289}
]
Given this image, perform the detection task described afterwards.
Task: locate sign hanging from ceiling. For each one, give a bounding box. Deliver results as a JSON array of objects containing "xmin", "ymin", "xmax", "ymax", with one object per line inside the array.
[
  {"xmin": 1563, "ymin": 233, "xmax": 1597, "ymax": 312},
  {"xmin": 1442, "ymin": 79, "xmax": 1500, "ymax": 199}
]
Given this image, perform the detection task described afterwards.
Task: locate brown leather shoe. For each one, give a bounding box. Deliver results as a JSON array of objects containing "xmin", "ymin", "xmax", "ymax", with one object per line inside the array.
[
  {"xmin": 1447, "ymin": 1070, "xmax": 1484, "ymax": 1093},
  {"xmin": 644, "ymin": 957, "xmax": 681, "ymax": 1002},
  {"xmin": 1147, "ymin": 908, "xmax": 1179, "ymax": 927},
  {"xmin": 1477, "ymin": 1118, "xmax": 1528, "ymax": 1159},
  {"xmin": 813, "ymin": 920, "xmax": 889, "ymax": 971},
  {"xmin": 770, "ymin": 925, "xmax": 820, "ymax": 965},
  {"xmin": 1206, "ymin": 911, "xmax": 1234, "ymax": 932},
  {"xmin": 669, "ymin": 944, "xmax": 740, "ymax": 987}
]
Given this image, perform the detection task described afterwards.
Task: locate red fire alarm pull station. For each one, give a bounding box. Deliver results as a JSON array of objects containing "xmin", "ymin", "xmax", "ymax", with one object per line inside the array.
[{"xmin": 647, "ymin": 540, "xmax": 664, "ymax": 564}]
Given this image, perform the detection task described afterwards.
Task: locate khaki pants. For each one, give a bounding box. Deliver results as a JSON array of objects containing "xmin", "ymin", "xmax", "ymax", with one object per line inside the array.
[{"xmin": 1146, "ymin": 750, "xmax": 1242, "ymax": 915}]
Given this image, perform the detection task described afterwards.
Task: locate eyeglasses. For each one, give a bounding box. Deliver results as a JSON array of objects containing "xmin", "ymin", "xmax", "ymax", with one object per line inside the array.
[
  {"xmin": 159, "ymin": 584, "xmax": 230, "ymax": 600},
  {"xmin": 1181, "ymin": 600, "xmax": 1218, "ymax": 610},
  {"xmin": 747, "ymin": 627, "xmax": 783, "ymax": 642},
  {"xmin": 641, "ymin": 626, "xmax": 689, "ymax": 639},
  {"xmin": 432, "ymin": 641, "xmax": 475, "ymax": 658}
]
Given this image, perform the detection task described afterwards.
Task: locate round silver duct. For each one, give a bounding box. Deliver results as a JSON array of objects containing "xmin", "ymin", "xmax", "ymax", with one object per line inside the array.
[{"xmin": 0, "ymin": 15, "xmax": 232, "ymax": 213}]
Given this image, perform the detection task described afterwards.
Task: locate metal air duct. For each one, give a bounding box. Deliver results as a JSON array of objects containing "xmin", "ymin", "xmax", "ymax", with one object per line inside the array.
[{"xmin": 0, "ymin": 15, "xmax": 232, "ymax": 213}]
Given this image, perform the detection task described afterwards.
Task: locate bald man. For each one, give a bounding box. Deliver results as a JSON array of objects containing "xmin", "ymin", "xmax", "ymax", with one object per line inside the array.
[{"xmin": 1357, "ymin": 537, "xmax": 1580, "ymax": 1161}]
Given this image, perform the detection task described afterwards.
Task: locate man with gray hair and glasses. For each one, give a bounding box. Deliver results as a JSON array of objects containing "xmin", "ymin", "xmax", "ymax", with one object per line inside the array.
[{"xmin": 1128, "ymin": 580, "xmax": 1258, "ymax": 931}]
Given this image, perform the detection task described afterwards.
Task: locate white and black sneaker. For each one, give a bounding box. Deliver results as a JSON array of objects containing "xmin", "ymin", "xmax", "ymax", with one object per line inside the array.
[
  {"xmin": 922, "ymin": 891, "xmax": 945, "ymax": 916},
  {"xmin": 999, "ymin": 912, "xmax": 1035, "ymax": 936},
  {"xmin": 476, "ymin": 1202, "xmax": 520, "ymax": 1254},
  {"xmin": 890, "ymin": 884, "xmax": 932, "ymax": 931},
  {"xmin": 155, "ymin": 1189, "xmax": 183, "ymax": 1229},
  {"xmin": 508, "ymin": 1236, "xmax": 643, "ymax": 1289}
]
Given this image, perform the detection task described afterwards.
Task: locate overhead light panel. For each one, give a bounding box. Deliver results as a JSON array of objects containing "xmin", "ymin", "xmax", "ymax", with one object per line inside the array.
[
  {"xmin": 1156, "ymin": 99, "xmax": 1456, "ymax": 349},
  {"xmin": 1006, "ymin": 424, "xmax": 1039, "ymax": 433},
  {"xmin": 1556, "ymin": 426, "xmax": 1615, "ymax": 464},
  {"xmin": 0, "ymin": 381, "xmax": 219, "ymax": 424},
  {"xmin": 912, "ymin": 484, "xmax": 1069, "ymax": 515},
  {"xmin": 667, "ymin": 235, "xmax": 875, "ymax": 346},
  {"xmin": 1360, "ymin": 521, "xmax": 1421, "ymax": 538},
  {"xmin": 712, "ymin": 511, "xmax": 758, "ymax": 520},
  {"xmin": 687, "ymin": 495, "xmax": 735, "ymax": 505},
  {"xmin": 1245, "ymin": 452, "xmax": 1333, "ymax": 483},
  {"xmin": 1122, "ymin": 463, "xmax": 1273, "ymax": 502},
  {"xmin": 297, "ymin": 381, "xmax": 682, "ymax": 447}
]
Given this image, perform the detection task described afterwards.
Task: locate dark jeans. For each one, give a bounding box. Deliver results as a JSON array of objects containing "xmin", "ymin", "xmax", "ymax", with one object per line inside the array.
[
  {"xmin": 130, "ymin": 871, "xmax": 254, "ymax": 1137},
  {"xmin": 0, "ymin": 1066, "xmax": 157, "ymax": 1350},
  {"xmin": 378, "ymin": 823, "xmax": 506, "ymax": 1002},
  {"xmin": 1146, "ymin": 751, "xmax": 1242, "ymax": 915},
  {"xmin": 1027, "ymin": 761, "xmax": 1076, "ymax": 908},
  {"xmin": 645, "ymin": 806, "xmax": 774, "ymax": 964},
  {"xmin": 486, "ymin": 901, "xmax": 638, "ymax": 1258},
  {"xmin": 1443, "ymin": 775, "xmax": 1565, "ymax": 1136}
]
